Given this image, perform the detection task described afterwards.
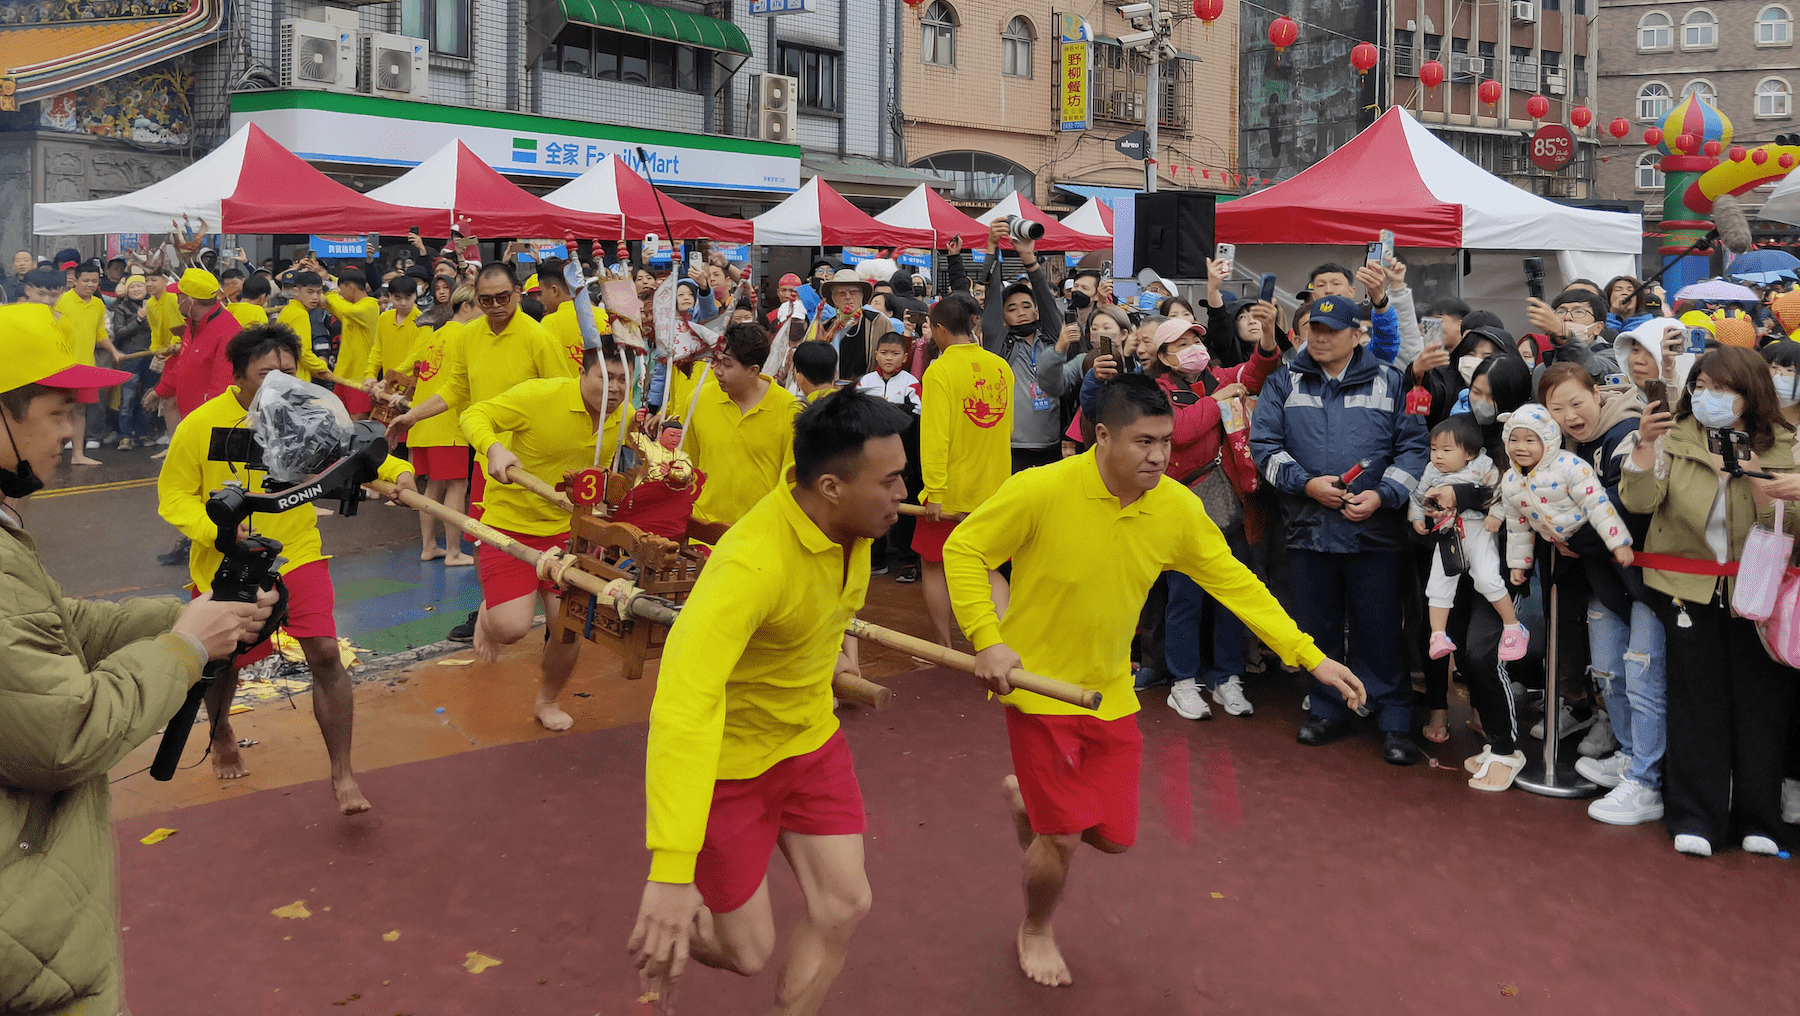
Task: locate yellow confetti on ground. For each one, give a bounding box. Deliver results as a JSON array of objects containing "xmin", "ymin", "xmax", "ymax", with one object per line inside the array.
[
  {"xmin": 139, "ymin": 828, "xmax": 177, "ymax": 845},
  {"xmin": 1210, "ymin": 892, "xmax": 1224, "ymax": 899},
  {"xmin": 229, "ymin": 703, "xmax": 254, "ymax": 715},
  {"xmin": 383, "ymin": 930, "xmax": 401, "ymax": 942},
  {"xmin": 436, "ymin": 659, "xmax": 475, "ymax": 667},
  {"xmin": 637, "ymin": 992, "xmax": 660, "ymax": 1004},
  {"xmin": 271, "ymin": 900, "xmax": 312, "ymax": 920},
  {"xmin": 273, "ymin": 633, "xmax": 363, "ymax": 668},
  {"xmin": 463, "ymin": 951, "xmax": 502, "ymax": 974},
  {"xmin": 243, "ymin": 685, "xmax": 281, "ymax": 701}
]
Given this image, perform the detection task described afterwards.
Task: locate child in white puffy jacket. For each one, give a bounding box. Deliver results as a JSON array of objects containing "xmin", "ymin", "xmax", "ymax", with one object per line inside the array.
[{"xmin": 1496, "ymin": 404, "xmax": 1635, "ymax": 586}]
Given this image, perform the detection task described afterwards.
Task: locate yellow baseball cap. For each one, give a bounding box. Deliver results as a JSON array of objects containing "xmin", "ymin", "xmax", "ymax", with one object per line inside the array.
[
  {"xmin": 0, "ymin": 304, "xmax": 131, "ymax": 402},
  {"xmin": 523, "ymin": 273, "xmax": 540, "ymax": 294},
  {"xmin": 1679, "ymin": 310, "xmax": 1716, "ymax": 334},
  {"xmin": 177, "ymin": 267, "xmax": 219, "ymax": 299}
]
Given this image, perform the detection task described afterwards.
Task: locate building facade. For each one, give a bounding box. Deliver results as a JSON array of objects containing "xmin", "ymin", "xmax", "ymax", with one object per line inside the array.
[
  {"xmin": 901, "ymin": 0, "xmax": 1241, "ymax": 213},
  {"xmin": 1595, "ymin": 0, "xmax": 1800, "ymax": 246}
]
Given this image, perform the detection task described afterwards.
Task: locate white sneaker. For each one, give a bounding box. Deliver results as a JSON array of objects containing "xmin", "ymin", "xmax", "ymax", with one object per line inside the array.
[
  {"xmin": 1782, "ymin": 779, "xmax": 1800, "ymax": 825},
  {"xmin": 1578, "ymin": 709, "xmax": 1617, "ymax": 758},
  {"xmin": 1167, "ymin": 679, "xmax": 1212, "ymax": 721},
  {"xmin": 1301, "ymin": 694, "xmax": 1311, "ymax": 711},
  {"xmin": 1574, "ymin": 752, "xmax": 1632, "ymax": 789},
  {"xmin": 1210, "ymin": 676, "xmax": 1253, "ymax": 717},
  {"xmin": 1673, "ymin": 834, "xmax": 1712, "ymax": 857},
  {"xmin": 1587, "ymin": 779, "xmax": 1662, "ymax": 825},
  {"xmin": 1743, "ymin": 835, "xmax": 1782, "ymax": 856},
  {"xmin": 1530, "ymin": 703, "xmax": 1594, "ymax": 740},
  {"xmin": 155, "ymin": 433, "xmax": 171, "ymax": 446},
  {"xmin": 84, "ymin": 440, "xmax": 99, "ymax": 449}
]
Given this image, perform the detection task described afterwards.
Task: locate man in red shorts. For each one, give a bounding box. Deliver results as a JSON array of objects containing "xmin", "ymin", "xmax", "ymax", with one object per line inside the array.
[
  {"xmin": 158, "ymin": 325, "xmax": 417, "ymax": 815},
  {"xmin": 458, "ymin": 338, "xmax": 625, "ymax": 730},
  {"xmin": 914, "ymin": 292, "xmax": 1012, "ymax": 646},
  {"xmin": 944, "ymin": 375, "xmax": 1366, "ymax": 987},
  {"xmin": 630, "ymin": 390, "xmax": 913, "ymax": 1016}
]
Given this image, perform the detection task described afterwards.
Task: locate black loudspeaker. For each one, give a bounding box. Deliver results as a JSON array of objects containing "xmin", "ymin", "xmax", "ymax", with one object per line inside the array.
[{"xmin": 1133, "ymin": 191, "xmax": 1216, "ymax": 280}]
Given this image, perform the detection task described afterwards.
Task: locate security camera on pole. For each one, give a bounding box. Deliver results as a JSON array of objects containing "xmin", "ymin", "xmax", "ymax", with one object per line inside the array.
[{"xmin": 1115, "ymin": 1, "xmax": 1177, "ymax": 192}]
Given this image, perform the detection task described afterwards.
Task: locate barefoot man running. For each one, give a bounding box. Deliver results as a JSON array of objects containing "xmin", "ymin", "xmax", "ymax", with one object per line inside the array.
[
  {"xmin": 943, "ymin": 375, "xmax": 1366, "ymax": 987},
  {"xmin": 629, "ymin": 389, "xmax": 912, "ymax": 1015}
]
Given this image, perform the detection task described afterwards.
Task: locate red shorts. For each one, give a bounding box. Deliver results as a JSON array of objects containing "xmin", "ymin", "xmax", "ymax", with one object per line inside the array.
[
  {"xmin": 191, "ymin": 559, "xmax": 337, "ymax": 667},
  {"xmin": 910, "ymin": 517, "xmax": 958, "ymax": 563},
  {"xmin": 335, "ymin": 383, "xmax": 373, "ymax": 415},
  {"xmin": 412, "ymin": 445, "xmax": 469, "ymax": 480},
  {"xmin": 1005, "ymin": 708, "xmax": 1143, "ymax": 846},
  {"xmin": 469, "ymin": 467, "xmax": 487, "ymax": 521},
  {"xmin": 477, "ymin": 526, "xmax": 569, "ymax": 605},
  {"xmin": 695, "ymin": 729, "xmax": 866, "ymax": 913}
]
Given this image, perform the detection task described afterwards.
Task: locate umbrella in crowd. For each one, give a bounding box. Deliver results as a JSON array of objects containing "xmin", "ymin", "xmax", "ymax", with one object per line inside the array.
[
  {"xmin": 1675, "ymin": 277, "xmax": 1762, "ymax": 303},
  {"xmin": 1727, "ymin": 249, "xmax": 1800, "ymax": 285}
]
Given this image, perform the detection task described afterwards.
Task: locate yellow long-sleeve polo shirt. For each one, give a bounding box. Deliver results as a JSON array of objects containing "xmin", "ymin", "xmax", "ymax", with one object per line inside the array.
[
  {"xmin": 459, "ymin": 375, "xmax": 623, "ymax": 537},
  {"xmin": 919, "ymin": 342, "xmax": 1014, "ymax": 514},
  {"xmin": 684, "ymin": 374, "xmax": 797, "ymax": 527}
]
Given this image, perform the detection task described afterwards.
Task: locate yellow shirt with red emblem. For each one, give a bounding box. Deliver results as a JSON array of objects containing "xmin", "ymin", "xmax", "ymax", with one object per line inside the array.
[
  {"xmin": 540, "ymin": 301, "xmax": 609, "ymax": 373},
  {"xmin": 401, "ymin": 319, "xmax": 464, "ymax": 449},
  {"xmin": 920, "ymin": 341, "xmax": 1015, "ymax": 514}
]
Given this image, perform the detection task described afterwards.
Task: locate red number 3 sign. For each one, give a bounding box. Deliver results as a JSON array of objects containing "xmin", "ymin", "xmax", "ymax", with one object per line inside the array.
[{"xmin": 566, "ymin": 469, "xmax": 608, "ymax": 507}]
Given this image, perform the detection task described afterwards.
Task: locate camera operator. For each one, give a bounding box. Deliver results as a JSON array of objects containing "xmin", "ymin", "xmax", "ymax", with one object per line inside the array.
[
  {"xmin": 1622, "ymin": 346, "xmax": 1800, "ymax": 858},
  {"xmin": 0, "ymin": 304, "xmax": 272, "ymax": 1015},
  {"xmin": 977, "ymin": 218, "xmax": 1067, "ymax": 472},
  {"xmin": 156, "ymin": 325, "xmax": 417, "ymax": 816}
]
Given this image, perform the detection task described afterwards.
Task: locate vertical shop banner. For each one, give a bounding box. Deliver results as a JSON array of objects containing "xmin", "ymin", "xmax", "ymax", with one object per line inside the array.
[{"xmin": 1058, "ymin": 13, "xmax": 1090, "ymax": 132}]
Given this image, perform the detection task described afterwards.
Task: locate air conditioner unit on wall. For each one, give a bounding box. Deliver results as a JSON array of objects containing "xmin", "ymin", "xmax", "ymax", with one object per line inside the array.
[
  {"xmin": 758, "ymin": 73, "xmax": 796, "ymax": 143},
  {"xmin": 1514, "ymin": 1, "xmax": 1536, "ymax": 22},
  {"xmin": 1546, "ymin": 73, "xmax": 1567, "ymax": 95},
  {"xmin": 1451, "ymin": 55, "xmax": 1485, "ymax": 78},
  {"xmin": 360, "ymin": 31, "xmax": 429, "ymax": 100},
  {"xmin": 280, "ymin": 19, "xmax": 356, "ymax": 92}
]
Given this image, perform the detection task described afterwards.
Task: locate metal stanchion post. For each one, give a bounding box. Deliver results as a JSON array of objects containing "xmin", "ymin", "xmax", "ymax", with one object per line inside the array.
[{"xmin": 1514, "ymin": 579, "xmax": 1600, "ymax": 798}]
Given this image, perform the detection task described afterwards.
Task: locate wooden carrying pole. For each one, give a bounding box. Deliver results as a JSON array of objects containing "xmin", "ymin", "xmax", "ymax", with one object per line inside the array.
[
  {"xmin": 502, "ymin": 465, "xmax": 575, "ymax": 513},
  {"xmin": 845, "ymin": 619, "xmax": 1101, "ymax": 710},
  {"xmin": 896, "ymin": 504, "xmax": 966, "ymax": 523},
  {"xmin": 367, "ymin": 478, "xmax": 891, "ymax": 710}
]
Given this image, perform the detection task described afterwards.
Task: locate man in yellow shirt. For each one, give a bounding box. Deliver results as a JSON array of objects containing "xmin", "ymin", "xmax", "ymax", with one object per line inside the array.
[
  {"xmin": 401, "ymin": 283, "xmax": 475, "ymax": 566},
  {"xmin": 321, "ymin": 266, "xmax": 380, "ymax": 418},
  {"xmin": 944, "ymin": 374, "xmax": 1366, "ymax": 989},
  {"xmin": 460, "ymin": 340, "xmax": 625, "ymax": 730},
  {"xmin": 791, "ymin": 340, "xmax": 837, "ymax": 404},
  {"xmin": 157, "ymin": 325, "xmax": 417, "ymax": 815},
  {"xmin": 55, "ymin": 262, "xmax": 113, "ymax": 465},
  {"xmin": 630, "ymin": 389, "xmax": 911, "ymax": 1016},
  {"xmin": 536, "ymin": 256, "xmax": 608, "ymax": 373},
  {"xmin": 685, "ymin": 323, "xmax": 797, "ymax": 527},
  {"xmin": 273, "ymin": 270, "xmax": 355, "ymax": 390},
  {"xmin": 366, "ymin": 275, "xmax": 426, "ymax": 388},
  {"xmin": 915, "ymin": 293, "xmax": 1013, "ymax": 646}
]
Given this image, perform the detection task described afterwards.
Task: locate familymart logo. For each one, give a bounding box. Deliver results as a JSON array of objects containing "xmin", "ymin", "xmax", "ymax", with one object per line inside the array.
[{"xmin": 511, "ymin": 137, "xmax": 537, "ymax": 164}]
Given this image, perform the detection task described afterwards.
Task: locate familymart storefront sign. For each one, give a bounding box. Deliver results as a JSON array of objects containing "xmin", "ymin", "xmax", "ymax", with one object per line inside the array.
[{"xmin": 231, "ymin": 90, "xmax": 801, "ymax": 194}]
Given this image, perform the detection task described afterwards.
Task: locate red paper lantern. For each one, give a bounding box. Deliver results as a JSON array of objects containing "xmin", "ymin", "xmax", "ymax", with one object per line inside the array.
[
  {"xmin": 1754, "ymin": 148, "xmax": 1770, "ymax": 165},
  {"xmin": 1730, "ymin": 145, "xmax": 1748, "ymax": 162},
  {"xmin": 1608, "ymin": 117, "xmax": 1631, "ymax": 139},
  {"xmin": 1783, "ymin": 153, "xmax": 1797, "ymax": 169},
  {"xmin": 1419, "ymin": 60, "xmax": 1446, "ymax": 88},
  {"xmin": 1350, "ymin": 41, "xmax": 1378, "ymax": 76},
  {"xmin": 1526, "ymin": 94, "xmax": 1549, "ymax": 119},
  {"xmin": 1193, "ymin": 0, "xmax": 1224, "ymax": 22},
  {"xmin": 1676, "ymin": 132, "xmax": 1697, "ymax": 153},
  {"xmin": 1268, "ymin": 15, "xmax": 1298, "ymax": 51},
  {"xmin": 1478, "ymin": 79, "xmax": 1501, "ymax": 106},
  {"xmin": 1644, "ymin": 127, "xmax": 1664, "ymax": 147},
  {"xmin": 1570, "ymin": 106, "xmax": 1592, "ymax": 129},
  {"xmin": 1703, "ymin": 139, "xmax": 1723, "ymax": 157}
]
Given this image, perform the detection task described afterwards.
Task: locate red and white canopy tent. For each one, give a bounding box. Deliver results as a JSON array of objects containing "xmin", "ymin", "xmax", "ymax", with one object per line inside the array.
[
  {"xmin": 872, "ymin": 185, "xmax": 989, "ymax": 248},
  {"xmin": 751, "ymin": 177, "xmax": 935, "ymax": 249},
  {"xmin": 34, "ymin": 123, "xmax": 434, "ymax": 236},
  {"xmin": 975, "ymin": 191, "xmax": 1110, "ymax": 252},
  {"xmin": 544, "ymin": 157, "xmax": 753, "ymax": 243},
  {"xmin": 1214, "ymin": 106, "xmax": 1640, "ymax": 333},
  {"xmin": 363, "ymin": 140, "xmax": 618, "ymax": 239},
  {"xmin": 1061, "ymin": 197, "xmax": 1115, "ymax": 240}
]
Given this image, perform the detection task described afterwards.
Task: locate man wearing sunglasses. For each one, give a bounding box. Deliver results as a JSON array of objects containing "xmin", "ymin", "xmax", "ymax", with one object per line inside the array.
[
  {"xmin": 1525, "ymin": 288, "xmax": 1620, "ymax": 382},
  {"xmin": 385, "ymin": 262, "xmax": 574, "ymax": 641}
]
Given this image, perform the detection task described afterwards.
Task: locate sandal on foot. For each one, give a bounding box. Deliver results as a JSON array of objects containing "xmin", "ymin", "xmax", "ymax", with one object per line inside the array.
[
  {"xmin": 1423, "ymin": 717, "xmax": 1450, "ymax": 744},
  {"xmin": 1498, "ymin": 624, "xmax": 1530, "ymax": 662},
  {"xmin": 1467, "ymin": 748, "xmax": 1526, "ymax": 792}
]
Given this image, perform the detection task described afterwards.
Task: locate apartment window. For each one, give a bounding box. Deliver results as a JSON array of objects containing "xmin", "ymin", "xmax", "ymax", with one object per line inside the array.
[
  {"xmin": 1637, "ymin": 81, "xmax": 1672, "ymax": 121},
  {"xmin": 1573, "ymin": 54, "xmax": 1587, "ymax": 97},
  {"xmin": 1759, "ymin": 77, "xmax": 1793, "ymax": 117},
  {"xmin": 778, "ymin": 43, "xmax": 841, "ymax": 112},
  {"xmin": 1478, "ymin": 41, "xmax": 1496, "ymax": 66},
  {"xmin": 548, "ymin": 26, "xmax": 701, "ymax": 92},
  {"xmin": 1638, "ymin": 11, "xmax": 1672, "ymax": 50},
  {"xmin": 1422, "ymin": 32, "xmax": 1442, "ymax": 62},
  {"xmin": 921, "ymin": 1, "xmax": 956, "ymax": 67},
  {"xmin": 1761, "ymin": 5, "xmax": 1793, "ymax": 45},
  {"xmin": 1002, "ymin": 17, "xmax": 1034, "ymax": 78},
  {"xmin": 1682, "ymin": 9, "xmax": 1717, "ymax": 49},
  {"xmin": 1682, "ymin": 79, "xmax": 1717, "ymax": 106},
  {"xmin": 1636, "ymin": 152, "xmax": 1664, "ymax": 190},
  {"xmin": 400, "ymin": 0, "xmax": 469, "ymax": 57},
  {"xmin": 910, "ymin": 151, "xmax": 1035, "ymax": 204},
  {"xmin": 1392, "ymin": 30, "xmax": 1415, "ymax": 75},
  {"xmin": 1089, "ymin": 39, "xmax": 1192, "ymax": 131}
]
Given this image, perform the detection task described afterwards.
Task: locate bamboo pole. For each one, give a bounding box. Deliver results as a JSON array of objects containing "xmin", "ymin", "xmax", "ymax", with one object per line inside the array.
[
  {"xmin": 367, "ymin": 479, "xmax": 890, "ymax": 710},
  {"xmin": 502, "ymin": 465, "xmax": 576, "ymax": 513},
  {"xmin": 896, "ymin": 504, "xmax": 966, "ymax": 522},
  {"xmin": 844, "ymin": 620, "xmax": 1101, "ymax": 711}
]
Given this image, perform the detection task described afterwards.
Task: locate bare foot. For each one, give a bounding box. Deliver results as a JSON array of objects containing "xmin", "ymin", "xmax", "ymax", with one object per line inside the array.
[
  {"xmin": 1017, "ymin": 924, "xmax": 1072, "ymax": 987},
  {"xmin": 535, "ymin": 700, "xmax": 574, "ymax": 731},
  {"xmin": 473, "ymin": 616, "xmax": 501, "ymax": 663},
  {"xmin": 334, "ymin": 776, "xmax": 372, "ymax": 815},
  {"xmin": 444, "ymin": 552, "xmax": 474, "ymax": 567},
  {"xmin": 1000, "ymin": 775, "xmax": 1034, "ymax": 851},
  {"xmin": 211, "ymin": 739, "xmax": 249, "ymax": 780},
  {"xmin": 70, "ymin": 454, "xmax": 101, "ymax": 466},
  {"xmin": 150, "ymin": 449, "xmax": 169, "ymax": 460},
  {"xmin": 421, "ymin": 547, "xmax": 446, "ymax": 561}
]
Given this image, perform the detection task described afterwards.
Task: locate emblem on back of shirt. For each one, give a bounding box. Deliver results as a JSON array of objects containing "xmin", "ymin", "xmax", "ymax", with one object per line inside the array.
[{"xmin": 962, "ymin": 362, "xmax": 1009, "ymax": 429}]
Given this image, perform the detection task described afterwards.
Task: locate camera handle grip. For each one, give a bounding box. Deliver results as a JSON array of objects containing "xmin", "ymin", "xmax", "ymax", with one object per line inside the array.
[{"xmin": 149, "ymin": 679, "xmax": 212, "ymax": 781}]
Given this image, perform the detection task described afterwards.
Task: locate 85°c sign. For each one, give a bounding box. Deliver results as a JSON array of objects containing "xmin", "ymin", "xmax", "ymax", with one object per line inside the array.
[{"xmin": 1530, "ymin": 124, "xmax": 1575, "ymax": 172}]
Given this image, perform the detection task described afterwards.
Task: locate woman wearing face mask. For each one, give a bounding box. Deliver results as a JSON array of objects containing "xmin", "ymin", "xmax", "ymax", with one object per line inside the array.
[
  {"xmin": 1126, "ymin": 317, "xmax": 1283, "ymax": 718},
  {"xmin": 1416, "ymin": 324, "xmax": 1519, "ymax": 428},
  {"xmin": 1539, "ymin": 364, "xmax": 1667, "ymax": 825},
  {"xmin": 1414, "ymin": 354, "xmax": 1535, "ymax": 746},
  {"xmin": 1622, "ymin": 347, "xmax": 1800, "ymax": 858}
]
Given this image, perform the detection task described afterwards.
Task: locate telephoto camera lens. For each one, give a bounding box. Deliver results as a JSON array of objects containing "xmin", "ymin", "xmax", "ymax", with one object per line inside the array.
[{"xmin": 1008, "ymin": 216, "xmax": 1046, "ymax": 242}]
